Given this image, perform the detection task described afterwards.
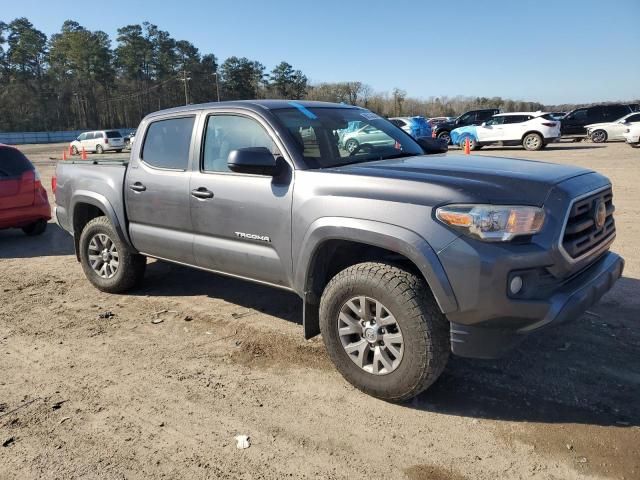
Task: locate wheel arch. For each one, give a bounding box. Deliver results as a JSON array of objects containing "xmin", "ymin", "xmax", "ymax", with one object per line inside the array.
[
  {"xmin": 521, "ymin": 130, "xmax": 544, "ymax": 141},
  {"xmin": 294, "ymin": 217, "xmax": 458, "ymax": 339},
  {"xmin": 70, "ymin": 191, "xmax": 133, "ymax": 260}
]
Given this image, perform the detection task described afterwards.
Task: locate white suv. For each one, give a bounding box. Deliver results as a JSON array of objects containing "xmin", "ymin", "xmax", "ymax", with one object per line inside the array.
[
  {"xmin": 450, "ymin": 112, "xmax": 561, "ymax": 151},
  {"xmin": 70, "ymin": 130, "xmax": 125, "ymax": 155}
]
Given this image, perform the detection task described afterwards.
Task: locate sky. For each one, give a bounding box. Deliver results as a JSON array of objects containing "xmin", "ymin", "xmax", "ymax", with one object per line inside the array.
[{"xmin": 2, "ymin": 0, "xmax": 639, "ymax": 105}]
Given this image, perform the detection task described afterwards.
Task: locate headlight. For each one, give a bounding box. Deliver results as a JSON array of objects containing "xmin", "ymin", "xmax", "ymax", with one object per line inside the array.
[{"xmin": 436, "ymin": 204, "xmax": 545, "ymax": 241}]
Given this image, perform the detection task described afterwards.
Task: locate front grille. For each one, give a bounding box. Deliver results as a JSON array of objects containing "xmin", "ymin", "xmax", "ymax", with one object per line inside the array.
[{"xmin": 562, "ymin": 187, "xmax": 615, "ymax": 259}]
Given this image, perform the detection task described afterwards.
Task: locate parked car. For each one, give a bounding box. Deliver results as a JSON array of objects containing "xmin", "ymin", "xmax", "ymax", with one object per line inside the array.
[
  {"xmin": 450, "ymin": 112, "xmax": 560, "ymax": 151},
  {"xmin": 340, "ymin": 124, "xmax": 396, "ymax": 153},
  {"xmin": 70, "ymin": 130, "xmax": 125, "ymax": 155},
  {"xmin": 388, "ymin": 116, "xmax": 432, "ymax": 138},
  {"xmin": 586, "ymin": 111, "xmax": 640, "ymax": 143},
  {"xmin": 0, "ymin": 144, "xmax": 51, "ymax": 235},
  {"xmin": 623, "ymin": 123, "xmax": 640, "ymax": 147},
  {"xmin": 124, "ymin": 131, "xmax": 136, "ymax": 149},
  {"xmin": 427, "ymin": 116, "xmax": 451, "ymax": 128},
  {"xmin": 432, "ymin": 109, "xmax": 500, "ymax": 144},
  {"xmin": 54, "ymin": 100, "xmax": 623, "ymax": 401},
  {"xmin": 560, "ymin": 104, "xmax": 632, "ymax": 137}
]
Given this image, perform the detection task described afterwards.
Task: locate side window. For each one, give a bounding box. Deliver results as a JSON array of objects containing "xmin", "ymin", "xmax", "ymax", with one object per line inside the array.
[
  {"xmin": 141, "ymin": 116, "xmax": 195, "ymax": 170},
  {"xmin": 587, "ymin": 107, "xmax": 603, "ymax": 122},
  {"xmin": 478, "ymin": 111, "xmax": 494, "ymax": 121},
  {"xmin": 609, "ymin": 106, "xmax": 629, "ymax": 119},
  {"xmin": 202, "ymin": 115, "xmax": 277, "ymax": 173},
  {"xmin": 568, "ymin": 109, "xmax": 587, "ymax": 121},
  {"xmin": 78, "ymin": 133, "xmax": 86, "ymax": 141},
  {"xmin": 84, "ymin": 132, "xmax": 94, "ymax": 140},
  {"xmin": 486, "ymin": 116, "xmax": 504, "ymax": 126},
  {"xmin": 626, "ymin": 113, "xmax": 640, "ymax": 123}
]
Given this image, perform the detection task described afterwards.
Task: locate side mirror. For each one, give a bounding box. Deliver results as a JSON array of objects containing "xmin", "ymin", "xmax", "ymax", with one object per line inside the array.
[
  {"xmin": 481, "ymin": 122, "xmax": 487, "ymax": 127},
  {"xmin": 415, "ymin": 136, "xmax": 448, "ymax": 154},
  {"xmin": 227, "ymin": 147, "xmax": 278, "ymax": 176}
]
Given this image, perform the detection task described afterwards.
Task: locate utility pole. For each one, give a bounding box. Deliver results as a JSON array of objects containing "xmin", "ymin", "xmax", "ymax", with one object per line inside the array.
[
  {"xmin": 180, "ymin": 68, "xmax": 191, "ymax": 105},
  {"xmin": 213, "ymin": 72, "xmax": 221, "ymax": 102}
]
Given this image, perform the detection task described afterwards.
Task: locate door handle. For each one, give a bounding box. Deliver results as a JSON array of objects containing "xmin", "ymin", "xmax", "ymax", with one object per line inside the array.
[
  {"xmin": 129, "ymin": 182, "xmax": 146, "ymax": 192},
  {"xmin": 191, "ymin": 187, "xmax": 214, "ymax": 199}
]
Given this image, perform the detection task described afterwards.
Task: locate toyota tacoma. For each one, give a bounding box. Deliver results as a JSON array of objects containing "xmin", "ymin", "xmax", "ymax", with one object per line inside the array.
[{"xmin": 53, "ymin": 100, "xmax": 624, "ymax": 401}]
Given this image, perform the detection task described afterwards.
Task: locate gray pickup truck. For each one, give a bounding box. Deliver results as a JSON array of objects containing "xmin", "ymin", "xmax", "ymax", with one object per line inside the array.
[{"xmin": 54, "ymin": 100, "xmax": 624, "ymax": 401}]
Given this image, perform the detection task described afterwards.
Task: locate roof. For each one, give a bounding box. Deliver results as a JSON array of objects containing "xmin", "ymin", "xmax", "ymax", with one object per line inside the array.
[
  {"xmin": 494, "ymin": 111, "xmax": 547, "ymax": 117},
  {"xmin": 144, "ymin": 99, "xmax": 357, "ymax": 120}
]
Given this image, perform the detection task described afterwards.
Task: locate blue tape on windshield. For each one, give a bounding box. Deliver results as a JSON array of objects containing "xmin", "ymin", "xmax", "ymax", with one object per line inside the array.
[{"xmin": 288, "ymin": 101, "xmax": 317, "ymax": 119}]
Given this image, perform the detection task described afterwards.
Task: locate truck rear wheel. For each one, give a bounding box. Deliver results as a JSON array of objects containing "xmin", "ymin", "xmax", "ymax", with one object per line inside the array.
[
  {"xmin": 319, "ymin": 262, "xmax": 450, "ymax": 402},
  {"xmin": 79, "ymin": 216, "xmax": 146, "ymax": 293}
]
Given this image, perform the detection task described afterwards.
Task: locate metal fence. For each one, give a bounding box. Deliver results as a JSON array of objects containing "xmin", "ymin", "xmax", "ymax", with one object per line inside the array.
[{"xmin": 0, "ymin": 128, "xmax": 136, "ymax": 145}]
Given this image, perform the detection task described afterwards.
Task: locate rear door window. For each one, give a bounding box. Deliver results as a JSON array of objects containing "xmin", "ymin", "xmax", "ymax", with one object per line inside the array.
[
  {"xmin": 0, "ymin": 147, "xmax": 33, "ymax": 178},
  {"xmin": 141, "ymin": 116, "xmax": 195, "ymax": 170}
]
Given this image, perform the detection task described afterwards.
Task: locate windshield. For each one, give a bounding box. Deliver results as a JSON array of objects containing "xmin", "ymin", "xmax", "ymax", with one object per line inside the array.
[{"xmin": 271, "ymin": 106, "xmax": 424, "ymax": 168}]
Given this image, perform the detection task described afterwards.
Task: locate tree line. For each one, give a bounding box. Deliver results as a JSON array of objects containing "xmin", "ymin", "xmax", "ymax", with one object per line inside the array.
[{"xmin": 0, "ymin": 17, "xmax": 635, "ymax": 133}]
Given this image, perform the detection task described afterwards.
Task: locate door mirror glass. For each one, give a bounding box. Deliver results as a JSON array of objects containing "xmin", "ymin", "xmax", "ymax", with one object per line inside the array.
[{"xmin": 227, "ymin": 147, "xmax": 277, "ymax": 176}]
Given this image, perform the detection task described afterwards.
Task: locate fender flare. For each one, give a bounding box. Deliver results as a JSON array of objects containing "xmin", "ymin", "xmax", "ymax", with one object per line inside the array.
[
  {"xmin": 294, "ymin": 217, "xmax": 458, "ymax": 337},
  {"xmin": 70, "ymin": 190, "xmax": 134, "ymax": 255}
]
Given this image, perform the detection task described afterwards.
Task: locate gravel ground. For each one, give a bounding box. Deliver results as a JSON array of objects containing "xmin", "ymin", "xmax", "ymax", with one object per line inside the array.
[{"xmin": 0, "ymin": 141, "xmax": 638, "ymax": 480}]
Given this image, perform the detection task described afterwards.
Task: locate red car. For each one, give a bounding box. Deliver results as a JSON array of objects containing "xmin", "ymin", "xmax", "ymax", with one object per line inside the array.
[{"xmin": 0, "ymin": 144, "xmax": 51, "ymax": 236}]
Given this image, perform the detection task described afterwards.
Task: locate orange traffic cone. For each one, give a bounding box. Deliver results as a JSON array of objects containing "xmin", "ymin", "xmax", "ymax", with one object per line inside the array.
[
  {"xmin": 68, "ymin": 144, "xmax": 73, "ymax": 156},
  {"xmin": 464, "ymin": 137, "xmax": 471, "ymax": 155},
  {"xmin": 62, "ymin": 150, "xmax": 67, "ymax": 161},
  {"xmin": 81, "ymin": 147, "xmax": 87, "ymax": 160}
]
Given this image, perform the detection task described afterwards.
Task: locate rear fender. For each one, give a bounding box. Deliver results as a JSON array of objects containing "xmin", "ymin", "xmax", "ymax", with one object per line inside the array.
[{"xmin": 70, "ymin": 190, "xmax": 134, "ymax": 259}]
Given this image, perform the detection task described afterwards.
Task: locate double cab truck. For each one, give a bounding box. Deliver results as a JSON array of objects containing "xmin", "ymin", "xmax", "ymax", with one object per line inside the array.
[{"xmin": 54, "ymin": 100, "xmax": 624, "ymax": 401}]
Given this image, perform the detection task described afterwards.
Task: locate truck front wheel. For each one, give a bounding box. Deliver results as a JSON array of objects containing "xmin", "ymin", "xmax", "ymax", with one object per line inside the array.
[
  {"xmin": 319, "ymin": 262, "xmax": 450, "ymax": 402},
  {"xmin": 79, "ymin": 216, "xmax": 146, "ymax": 293}
]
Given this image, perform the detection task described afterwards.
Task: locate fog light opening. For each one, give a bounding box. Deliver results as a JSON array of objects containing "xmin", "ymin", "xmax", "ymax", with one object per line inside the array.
[{"xmin": 510, "ymin": 276, "xmax": 523, "ymax": 295}]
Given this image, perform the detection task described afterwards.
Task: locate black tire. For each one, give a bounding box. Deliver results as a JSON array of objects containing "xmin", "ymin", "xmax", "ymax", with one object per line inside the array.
[
  {"xmin": 319, "ymin": 262, "xmax": 450, "ymax": 402},
  {"xmin": 590, "ymin": 130, "xmax": 607, "ymax": 143},
  {"xmin": 522, "ymin": 132, "xmax": 543, "ymax": 151},
  {"xmin": 115, "ymin": 149, "xmax": 123, "ymax": 153},
  {"xmin": 79, "ymin": 216, "xmax": 146, "ymax": 293},
  {"xmin": 71, "ymin": 145, "xmax": 79, "ymax": 155},
  {"xmin": 437, "ymin": 131, "xmax": 451, "ymax": 144},
  {"xmin": 96, "ymin": 144, "xmax": 104, "ymax": 154},
  {"xmin": 22, "ymin": 219, "xmax": 47, "ymax": 236}
]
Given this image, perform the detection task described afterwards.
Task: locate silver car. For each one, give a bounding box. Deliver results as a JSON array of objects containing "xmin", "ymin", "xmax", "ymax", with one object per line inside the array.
[{"xmin": 340, "ymin": 125, "xmax": 396, "ymax": 153}]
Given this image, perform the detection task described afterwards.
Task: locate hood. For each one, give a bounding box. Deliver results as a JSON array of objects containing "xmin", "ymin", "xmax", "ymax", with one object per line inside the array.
[{"xmin": 330, "ymin": 154, "xmax": 593, "ymax": 205}]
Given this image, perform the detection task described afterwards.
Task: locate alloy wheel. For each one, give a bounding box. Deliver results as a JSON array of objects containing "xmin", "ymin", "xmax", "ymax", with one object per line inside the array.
[
  {"xmin": 88, "ymin": 233, "xmax": 119, "ymax": 279},
  {"xmin": 338, "ymin": 296, "xmax": 404, "ymax": 375}
]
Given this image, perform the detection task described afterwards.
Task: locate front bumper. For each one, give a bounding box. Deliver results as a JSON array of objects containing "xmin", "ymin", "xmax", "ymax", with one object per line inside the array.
[
  {"xmin": 448, "ymin": 251, "xmax": 623, "ymax": 359},
  {"xmin": 624, "ymin": 135, "xmax": 639, "ymax": 144}
]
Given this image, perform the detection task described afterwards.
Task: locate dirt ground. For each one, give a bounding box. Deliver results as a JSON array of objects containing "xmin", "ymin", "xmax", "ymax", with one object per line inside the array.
[{"xmin": 1, "ymin": 141, "xmax": 639, "ymax": 480}]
